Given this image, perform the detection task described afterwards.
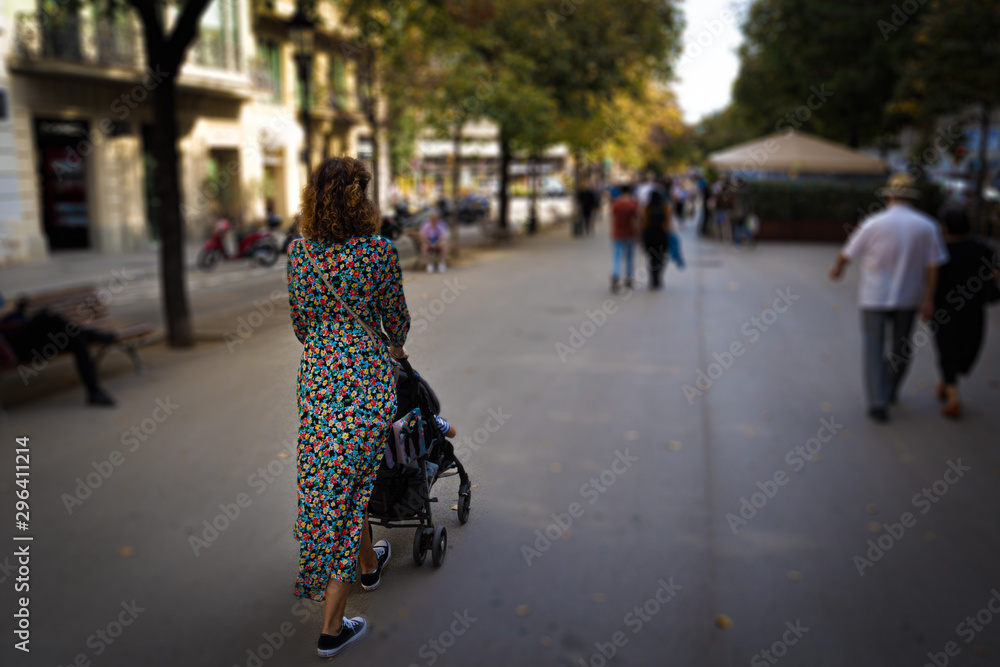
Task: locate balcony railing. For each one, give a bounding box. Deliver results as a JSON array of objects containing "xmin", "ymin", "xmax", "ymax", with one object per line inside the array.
[
  {"xmin": 13, "ymin": 11, "xmax": 141, "ymax": 69},
  {"xmin": 250, "ymin": 57, "xmax": 281, "ymax": 102}
]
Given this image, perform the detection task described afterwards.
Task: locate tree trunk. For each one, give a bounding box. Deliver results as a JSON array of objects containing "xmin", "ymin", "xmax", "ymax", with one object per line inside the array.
[
  {"xmin": 450, "ymin": 124, "xmax": 461, "ymax": 256},
  {"xmin": 528, "ymin": 153, "xmax": 538, "ymax": 234},
  {"xmin": 154, "ymin": 75, "xmax": 194, "ymax": 347},
  {"xmin": 498, "ymin": 129, "xmax": 511, "ymax": 232},
  {"xmin": 974, "ymin": 102, "xmax": 991, "ymax": 228}
]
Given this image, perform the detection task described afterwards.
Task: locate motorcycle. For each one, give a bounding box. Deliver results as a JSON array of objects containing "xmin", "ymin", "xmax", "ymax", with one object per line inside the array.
[
  {"xmin": 197, "ymin": 218, "xmax": 279, "ymax": 270},
  {"xmin": 380, "ymin": 214, "xmax": 402, "ymax": 240},
  {"xmin": 281, "ymin": 220, "xmax": 302, "ymax": 254}
]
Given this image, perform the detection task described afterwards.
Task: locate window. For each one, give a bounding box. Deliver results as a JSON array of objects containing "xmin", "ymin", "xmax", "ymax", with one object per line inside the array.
[
  {"xmin": 256, "ymin": 40, "xmax": 282, "ymax": 103},
  {"xmin": 330, "ymin": 55, "xmax": 347, "ymax": 110},
  {"xmin": 192, "ymin": 0, "xmax": 241, "ymax": 71}
]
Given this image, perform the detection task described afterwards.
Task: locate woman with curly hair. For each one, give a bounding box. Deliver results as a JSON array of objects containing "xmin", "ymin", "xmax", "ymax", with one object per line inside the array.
[{"xmin": 287, "ymin": 156, "xmax": 410, "ymax": 657}]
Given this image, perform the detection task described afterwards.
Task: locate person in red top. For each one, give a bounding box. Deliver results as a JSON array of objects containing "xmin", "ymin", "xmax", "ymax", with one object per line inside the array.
[{"xmin": 610, "ymin": 184, "xmax": 639, "ymax": 293}]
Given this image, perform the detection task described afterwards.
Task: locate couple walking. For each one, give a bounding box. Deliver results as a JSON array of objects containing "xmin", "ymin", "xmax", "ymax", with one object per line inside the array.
[
  {"xmin": 610, "ymin": 184, "xmax": 684, "ymax": 292},
  {"xmin": 831, "ymin": 173, "xmax": 998, "ymax": 422}
]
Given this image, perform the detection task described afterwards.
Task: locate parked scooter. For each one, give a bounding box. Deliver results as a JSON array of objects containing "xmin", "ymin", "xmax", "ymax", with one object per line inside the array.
[
  {"xmin": 380, "ymin": 214, "xmax": 402, "ymax": 240},
  {"xmin": 197, "ymin": 218, "xmax": 279, "ymax": 270}
]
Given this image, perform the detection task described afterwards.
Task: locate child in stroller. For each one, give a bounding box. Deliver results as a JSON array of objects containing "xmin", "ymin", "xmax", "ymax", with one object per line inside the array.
[{"xmin": 366, "ymin": 357, "xmax": 471, "ymax": 568}]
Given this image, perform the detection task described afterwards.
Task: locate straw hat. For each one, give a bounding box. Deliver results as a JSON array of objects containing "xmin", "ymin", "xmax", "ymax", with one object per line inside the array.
[{"xmin": 879, "ymin": 172, "xmax": 921, "ymax": 200}]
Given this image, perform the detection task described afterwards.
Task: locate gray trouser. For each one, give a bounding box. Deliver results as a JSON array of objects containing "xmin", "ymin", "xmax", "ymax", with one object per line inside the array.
[{"xmin": 861, "ymin": 309, "xmax": 917, "ymax": 410}]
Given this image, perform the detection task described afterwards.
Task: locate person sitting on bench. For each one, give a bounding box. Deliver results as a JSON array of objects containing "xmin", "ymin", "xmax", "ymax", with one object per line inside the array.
[{"xmin": 0, "ymin": 293, "xmax": 117, "ymax": 407}]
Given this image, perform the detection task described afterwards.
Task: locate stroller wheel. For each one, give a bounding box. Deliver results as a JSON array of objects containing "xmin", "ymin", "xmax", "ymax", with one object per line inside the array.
[
  {"xmin": 431, "ymin": 526, "xmax": 447, "ymax": 567},
  {"xmin": 413, "ymin": 527, "xmax": 429, "ymax": 566},
  {"xmin": 457, "ymin": 489, "xmax": 471, "ymax": 525}
]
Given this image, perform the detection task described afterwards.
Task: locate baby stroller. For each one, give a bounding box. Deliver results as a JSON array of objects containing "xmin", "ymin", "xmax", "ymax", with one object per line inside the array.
[{"xmin": 367, "ymin": 357, "xmax": 472, "ymax": 568}]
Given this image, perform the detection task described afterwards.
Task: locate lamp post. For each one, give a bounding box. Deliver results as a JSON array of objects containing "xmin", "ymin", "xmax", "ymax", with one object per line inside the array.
[{"xmin": 289, "ymin": 6, "xmax": 315, "ymax": 175}]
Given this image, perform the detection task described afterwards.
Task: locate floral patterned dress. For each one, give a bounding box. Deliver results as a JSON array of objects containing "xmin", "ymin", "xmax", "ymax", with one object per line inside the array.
[{"xmin": 287, "ymin": 235, "xmax": 410, "ymax": 600}]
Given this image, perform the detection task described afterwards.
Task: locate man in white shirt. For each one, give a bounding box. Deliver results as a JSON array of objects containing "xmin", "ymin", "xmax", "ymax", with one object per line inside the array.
[{"xmin": 829, "ymin": 173, "xmax": 947, "ymax": 423}]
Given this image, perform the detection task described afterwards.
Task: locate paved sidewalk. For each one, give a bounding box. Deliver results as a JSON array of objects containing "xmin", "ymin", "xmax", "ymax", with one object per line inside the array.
[{"xmin": 2, "ymin": 197, "xmax": 573, "ymax": 298}]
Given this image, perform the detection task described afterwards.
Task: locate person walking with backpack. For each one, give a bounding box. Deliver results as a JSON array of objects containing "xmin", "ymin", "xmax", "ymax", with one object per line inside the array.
[
  {"xmin": 642, "ymin": 189, "xmax": 672, "ymax": 289},
  {"xmin": 610, "ymin": 184, "xmax": 639, "ymax": 293}
]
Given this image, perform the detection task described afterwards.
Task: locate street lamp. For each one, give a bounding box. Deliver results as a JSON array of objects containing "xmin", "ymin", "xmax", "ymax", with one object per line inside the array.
[{"xmin": 289, "ymin": 6, "xmax": 315, "ymax": 174}]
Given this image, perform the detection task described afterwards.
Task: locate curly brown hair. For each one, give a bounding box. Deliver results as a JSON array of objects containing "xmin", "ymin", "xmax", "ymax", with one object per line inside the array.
[{"xmin": 298, "ymin": 157, "xmax": 379, "ymax": 243}]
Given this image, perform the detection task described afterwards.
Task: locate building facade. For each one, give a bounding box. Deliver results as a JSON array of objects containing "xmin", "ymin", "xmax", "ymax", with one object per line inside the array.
[{"xmin": 0, "ymin": 0, "xmax": 382, "ymax": 266}]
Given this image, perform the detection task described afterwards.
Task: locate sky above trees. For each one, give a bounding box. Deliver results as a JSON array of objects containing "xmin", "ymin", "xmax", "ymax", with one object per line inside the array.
[{"xmin": 674, "ymin": 0, "xmax": 747, "ymax": 123}]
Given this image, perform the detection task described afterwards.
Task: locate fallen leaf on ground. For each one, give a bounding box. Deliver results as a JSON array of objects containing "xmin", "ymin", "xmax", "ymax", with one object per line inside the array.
[
  {"xmin": 714, "ymin": 614, "xmax": 732, "ymax": 629},
  {"xmin": 787, "ymin": 571, "xmax": 804, "ymax": 582},
  {"xmin": 515, "ymin": 605, "xmax": 531, "ymax": 616}
]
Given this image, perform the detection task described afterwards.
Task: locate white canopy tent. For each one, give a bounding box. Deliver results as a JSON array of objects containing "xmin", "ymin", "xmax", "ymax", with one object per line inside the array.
[{"xmin": 708, "ymin": 130, "xmax": 885, "ymax": 175}]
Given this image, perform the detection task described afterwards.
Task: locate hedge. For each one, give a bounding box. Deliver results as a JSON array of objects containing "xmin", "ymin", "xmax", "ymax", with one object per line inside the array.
[{"xmin": 743, "ymin": 180, "xmax": 944, "ymax": 223}]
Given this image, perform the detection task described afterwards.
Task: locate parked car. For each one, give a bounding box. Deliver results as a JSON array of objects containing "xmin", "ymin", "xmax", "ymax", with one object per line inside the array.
[{"xmin": 540, "ymin": 177, "xmax": 567, "ymax": 197}]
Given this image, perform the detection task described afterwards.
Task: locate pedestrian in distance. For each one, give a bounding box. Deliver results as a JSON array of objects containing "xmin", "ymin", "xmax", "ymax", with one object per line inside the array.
[
  {"xmin": 641, "ymin": 189, "xmax": 672, "ymax": 289},
  {"xmin": 287, "ymin": 156, "xmax": 411, "ymax": 658},
  {"xmin": 610, "ymin": 184, "xmax": 639, "ymax": 293},
  {"xmin": 420, "ymin": 207, "xmax": 450, "ymax": 273},
  {"xmin": 931, "ymin": 208, "xmax": 999, "ymax": 419},
  {"xmin": 576, "ymin": 182, "xmax": 598, "ymax": 236},
  {"xmin": 829, "ymin": 173, "xmax": 948, "ymax": 424}
]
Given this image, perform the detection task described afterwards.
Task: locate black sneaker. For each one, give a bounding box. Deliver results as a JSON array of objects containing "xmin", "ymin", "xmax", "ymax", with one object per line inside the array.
[
  {"xmin": 360, "ymin": 540, "xmax": 391, "ymax": 591},
  {"xmin": 87, "ymin": 388, "xmax": 116, "ymax": 407},
  {"xmin": 317, "ymin": 617, "xmax": 368, "ymax": 658},
  {"xmin": 868, "ymin": 407, "xmax": 889, "ymax": 424}
]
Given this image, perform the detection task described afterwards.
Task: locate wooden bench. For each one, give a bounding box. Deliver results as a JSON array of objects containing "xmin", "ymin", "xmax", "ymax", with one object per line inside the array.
[{"xmin": 1, "ymin": 285, "xmax": 156, "ymax": 379}]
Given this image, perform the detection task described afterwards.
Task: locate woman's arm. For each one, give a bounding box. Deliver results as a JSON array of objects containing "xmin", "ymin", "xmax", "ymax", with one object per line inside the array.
[
  {"xmin": 378, "ymin": 241, "xmax": 411, "ymax": 349},
  {"xmin": 287, "ymin": 242, "xmax": 309, "ymax": 344}
]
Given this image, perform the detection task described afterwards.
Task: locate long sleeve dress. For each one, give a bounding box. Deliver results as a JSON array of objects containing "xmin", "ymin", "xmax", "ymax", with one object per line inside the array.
[{"xmin": 287, "ymin": 235, "xmax": 410, "ymax": 600}]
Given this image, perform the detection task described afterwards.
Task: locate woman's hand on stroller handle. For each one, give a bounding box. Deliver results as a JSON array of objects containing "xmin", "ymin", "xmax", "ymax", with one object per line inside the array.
[{"xmin": 389, "ymin": 345, "xmax": 408, "ymax": 359}]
